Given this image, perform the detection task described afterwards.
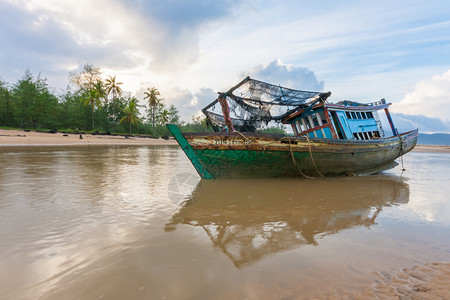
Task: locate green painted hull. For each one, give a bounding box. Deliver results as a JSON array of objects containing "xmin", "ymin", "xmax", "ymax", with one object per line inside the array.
[{"xmin": 167, "ymin": 124, "xmax": 418, "ymax": 179}]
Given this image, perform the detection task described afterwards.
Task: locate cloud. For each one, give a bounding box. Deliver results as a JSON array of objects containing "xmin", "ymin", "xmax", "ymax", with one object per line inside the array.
[
  {"xmin": 129, "ymin": 0, "xmax": 236, "ymax": 31},
  {"xmin": 131, "ymin": 0, "xmax": 239, "ymax": 71},
  {"xmin": 173, "ymin": 87, "xmax": 216, "ymax": 121},
  {"xmin": 246, "ymin": 59, "xmax": 324, "ymax": 91},
  {"xmin": 0, "ymin": 0, "xmax": 152, "ymax": 89},
  {"xmin": 393, "ymin": 70, "xmax": 450, "ymax": 123},
  {"xmin": 0, "ymin": 0, "xmax": 238, "ymax": 86}
]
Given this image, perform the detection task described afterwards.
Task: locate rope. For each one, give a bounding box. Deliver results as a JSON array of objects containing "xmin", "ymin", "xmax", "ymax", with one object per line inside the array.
[
  {"xmin": 304, "ymin": 135, "xmax": 326, "ymax": 178},
  {"xmin": 398, "ymin": 136, "xmax": 406, "ymax": 171},
  {"xmin": 284, "ymin": 138, "xmax": 313, "ymax": 179},
  {"xmin": 234, "ymin": 130, "xmax": 251, "ymax": 142}
]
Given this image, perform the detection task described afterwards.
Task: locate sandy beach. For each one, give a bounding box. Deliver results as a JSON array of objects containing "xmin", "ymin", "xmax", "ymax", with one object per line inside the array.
[
  {"xmin": 0, "ymin": 129, "xmax": 178, "ymax": 146},
  {"xmin": 413, "ymin": 144, "xmax": 450, "ymax": 153},
  {"xmin": 1, "ymin": 129, "xmax": 449, "ymax": 153}
]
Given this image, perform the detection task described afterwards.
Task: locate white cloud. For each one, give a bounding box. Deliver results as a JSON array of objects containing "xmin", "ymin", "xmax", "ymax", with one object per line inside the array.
[
  {"xmin": 0, "ymin": 0, "xmax": 235, "ymax": 85},
  {"xmin": 247, "ymin": 59, "xmax": 324, "ymax": 91},
  {"xmin": 393, "ymin": 70, "xmax": 450, "ymax": 123},
  {"xmin": 162, "ymin": 87, "xmax": 216, "ymax": 122}
]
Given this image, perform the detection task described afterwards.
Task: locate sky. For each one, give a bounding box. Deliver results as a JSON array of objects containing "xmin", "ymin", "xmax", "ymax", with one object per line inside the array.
[{"xmin": 1, "ymin": 0, "xmax": 450, "ymax": 133}]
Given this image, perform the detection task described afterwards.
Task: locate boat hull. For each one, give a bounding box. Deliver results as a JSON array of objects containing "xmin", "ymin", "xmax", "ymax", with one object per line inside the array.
[{"xmin": 167, "ymin": 125, "xmax": 418, "ymax": 179}]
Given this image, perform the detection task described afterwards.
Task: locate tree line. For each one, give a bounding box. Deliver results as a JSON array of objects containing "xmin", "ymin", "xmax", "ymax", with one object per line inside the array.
[{"xmin": 0, "ymin": 64, "xmax": 208, "ymax": 136}]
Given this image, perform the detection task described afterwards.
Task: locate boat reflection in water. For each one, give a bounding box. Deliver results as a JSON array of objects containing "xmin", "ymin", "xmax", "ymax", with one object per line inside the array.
[{"xmin": 166, "ymin": 175, "xmax": 409, "ymax": 268}]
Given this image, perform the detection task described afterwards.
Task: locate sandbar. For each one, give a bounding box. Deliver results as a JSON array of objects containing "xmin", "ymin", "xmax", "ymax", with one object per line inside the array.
[
  {"xmin": 0, "ymin": 129, "xmax": 177, "ymax": 146},
  {"xmin": 413, "ymin": 144, "xmax": 450, "ymax": 153}
]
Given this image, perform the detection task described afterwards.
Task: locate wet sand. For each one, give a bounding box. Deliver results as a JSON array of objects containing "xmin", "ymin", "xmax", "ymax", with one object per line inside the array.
[
  {"xmin": 0, "ymin": 129, "xmax": 177, "ymax": 146},
  {"xmin": 361, "ymin": 262, "xmax": 450, "ymax": 299}
]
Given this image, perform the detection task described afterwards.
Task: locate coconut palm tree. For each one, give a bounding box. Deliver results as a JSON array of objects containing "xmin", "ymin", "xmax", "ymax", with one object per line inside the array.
[
  {"xmin": 93, "ymin": 79, "xmax": 106, "ymax": 101},
  {"xmin": 81, "ymin": 79, "xmax": 103, "ymax": 130},
  {"xmin": 159, "ymin": 109, "xmax": 169, "ymax": 126},
  {"xmin": 119, "ymin": 98, "xmax": 141, "ymax": 134},
  {"xmin": 143, "ymin": 87, "xmax": 162, "ymax": 136},
  {"xmin": 155, "ymin": 108, "xmax": 170, "ymax": 135},
  {"xmin": 104, "ymin": 75, "xmax": 123, "ymax": 131}
]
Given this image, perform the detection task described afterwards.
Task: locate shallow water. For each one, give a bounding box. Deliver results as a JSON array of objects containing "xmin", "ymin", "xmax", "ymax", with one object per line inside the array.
[{"xmin": 0, "ymin": 145, "xmax": 449, "ymax": 299}]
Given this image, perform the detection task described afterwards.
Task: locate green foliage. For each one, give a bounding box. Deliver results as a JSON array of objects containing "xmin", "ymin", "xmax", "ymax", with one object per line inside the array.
[
  {"xmin": 0, "ymin": 79, "xmax": 16, "ymax": 127},
  {"xmin": 11, "ymin": 69, "xmax": 58, "ymax": 129},
  {"xmin": 179, "ymin": 115, "xmax": 212, "ymax": 132},
  {"xmin": 104, "ymin": 75, "xmax": 123, "ymax": 131},
  {"xmin": 167, "ymin": 104, "xmax": 180, "ymax": 125},
  {"xmin": 69, "ymin": 64, "xmax": 106, "ymax": 130},
  {"xmin": 144, "ymin": 87, "xmax": 163, "ymax": 136},
  {"xmin": 120, "ymin": 97, "xmax": 142, "ymax": 133},
  {"xmin": 147, "ymin": 102, "xmax": 182, "ymax": 136},
  {"xmin": 58, "ymin": 90, "xmax": 91, "ymax": 130},
  {"xmin": 257, "ymin": 124, "xmax": 287, "ymax": 134},
  {"xmin": 0, "ymin": 65, "xmax": 185, "ymax": 136}
]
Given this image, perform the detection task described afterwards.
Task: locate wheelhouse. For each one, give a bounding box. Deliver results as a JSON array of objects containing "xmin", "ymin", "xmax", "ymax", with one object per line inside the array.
[{"xmin": 282, "ymin": 98, "xmax": 397, "ymax": 140}]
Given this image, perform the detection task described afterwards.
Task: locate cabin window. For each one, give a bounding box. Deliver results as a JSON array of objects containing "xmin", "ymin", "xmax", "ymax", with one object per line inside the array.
[
  {"xmin": 346, "ymin": 111, "xmax": 351, "ymax": 119},
  {"xmin": 295, "ymin": 121, "xmax": 304, "ymax": 132},
  {"xmin": 351, "ymin": 112, "xmax": 356, "ymax": 119},
  {"xmin": 358, "ymin": 132, "xmax": 365, "ymax": 140},
  {"xmin": 363, "ymin": 132, "xmax": 369, "ymax": 140},
  {"xmin": 302, "ymin": 119, "xmax": 309, "ymax": 131},
  {"xmin": 330, "ymin": 111, "xmax": 345, "ymax": 139},
  {"xmin": 356, "ymin": 112, "xmax": 362, "ymax": 119},
  {"xmin": 292, "ymin": 124, "xmax": 298, "ymax": 135},
  {"xmin": 367, "ymin": 112, "xmax": 373, "ymax": 119},
  {"xmin": 316, "ymin": 113, "xmax": 323, "ymax": 126},
  {"xmin": 361, "ymin": 112, "xmax": 367, "ymax": 119},
  {"xmin": 318, "ymin": 111, "xmax": 328, "ymax": 124},
  {"xmin": 311, "ymin": 114, "xmax": 320, "ymax": 127},
  {"xmin": 353, "ymin": 133, "xmax": 359, "ymax": 140},
  {"xmin": 308, "ymin": 116, "xmax": 315, "ymax": 129},
  {"xmin": 302, "ymin": 118, "xmax": 309, "ymax": 131},
  {"xmin": 372, "ymin": 131, "xmax": 380, "ymax": 138},
  {"xmin": 368, "ymin": 132, "xmax": 373, "ymax": 139}
]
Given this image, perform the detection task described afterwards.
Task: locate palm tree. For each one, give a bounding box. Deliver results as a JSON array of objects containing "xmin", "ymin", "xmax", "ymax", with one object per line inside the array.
[
  {"xmin": 119, "ymin": 98, "xmax": 141, "ymax": 134},
  {"xmin": 104, "ymin": 75, "xmax": 123, "ymax": 131},
  {"xmin": 93, "ymin": 79, "xmax": 106, "ymax": 101},
  {"xmin": 144, "ymin": 87, "xmax": 162, "ymax": 136},
  {"xmin": 81, "ymin": 80, "xmax": 103, "ymax": 130},
  {"xmin": 156, "ymin": 109, "xmax": 170, "ymax": 135},
  {"xmin": 159, "ymin": 109, "xmax": 169, "ymax": 126}
]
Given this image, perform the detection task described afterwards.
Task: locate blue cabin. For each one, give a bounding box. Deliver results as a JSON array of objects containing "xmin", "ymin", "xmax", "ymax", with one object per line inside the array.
[{"xmin": 282, "ymin": 98, "xmax": 397, "ymax": 140}]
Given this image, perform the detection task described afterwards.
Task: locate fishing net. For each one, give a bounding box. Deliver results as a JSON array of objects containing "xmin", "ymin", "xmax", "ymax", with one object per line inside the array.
[{"xmin": 202, "ymin": 77, "xmax": 330, "ymax": 132}]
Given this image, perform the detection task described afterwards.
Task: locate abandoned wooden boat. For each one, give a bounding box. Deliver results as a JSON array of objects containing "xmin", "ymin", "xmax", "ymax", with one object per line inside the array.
[{"xmin": 168, "ymin": 77, "xmax": 418, "ymax": 179}]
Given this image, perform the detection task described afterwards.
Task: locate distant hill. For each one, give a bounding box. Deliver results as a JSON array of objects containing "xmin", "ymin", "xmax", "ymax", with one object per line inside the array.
[{"xmin": 418, "ymin": 133, "xmax": 450, "ymax": 145}]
